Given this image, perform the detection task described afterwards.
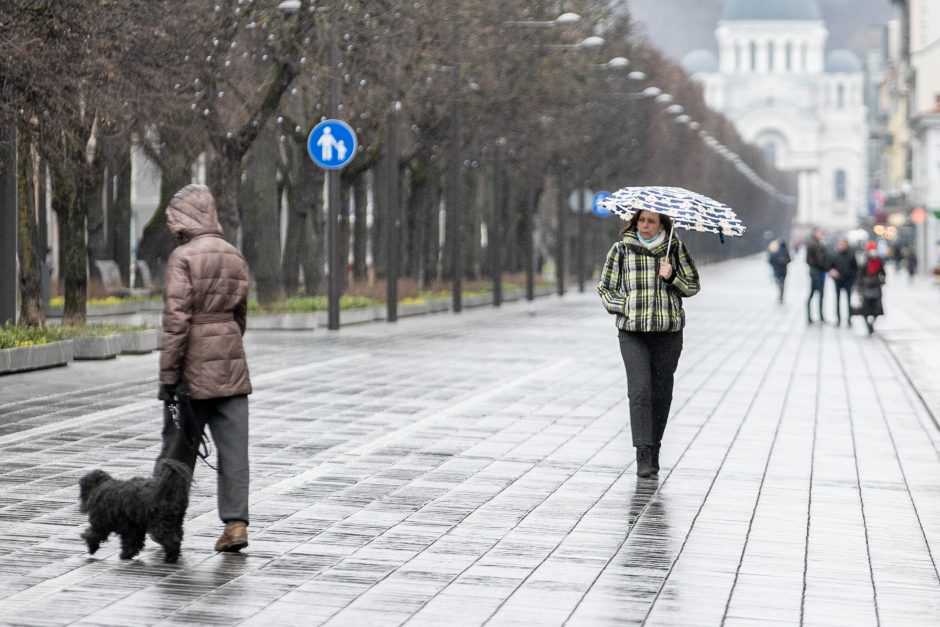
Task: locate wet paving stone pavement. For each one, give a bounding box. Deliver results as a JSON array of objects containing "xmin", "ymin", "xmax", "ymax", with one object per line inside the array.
[{"xmin": 2, "ymin": 255, "xmax": 940, "ymax": 626}]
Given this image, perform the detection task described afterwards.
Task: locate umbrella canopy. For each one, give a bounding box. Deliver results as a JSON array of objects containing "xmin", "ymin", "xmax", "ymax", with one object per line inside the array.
[{"xmin": 599, "ymin": 186, "xmax": 746, "ymax": 237}]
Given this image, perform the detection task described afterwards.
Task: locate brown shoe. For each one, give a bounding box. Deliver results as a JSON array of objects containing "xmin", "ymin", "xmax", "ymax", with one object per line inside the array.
[{"xmin": 214, "ymin": 521, "xmax": 248, "ymax": 553}]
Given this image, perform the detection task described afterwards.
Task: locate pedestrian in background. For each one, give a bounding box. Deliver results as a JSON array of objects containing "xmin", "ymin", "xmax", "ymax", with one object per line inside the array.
[
  {"xmin": 767, "ymin": 238, "xmax": 791, "ymax": 304},
  {"xmin": 829, "ymin": 238, "xmax": 858, "ymax": 326},
  {"xmin": 902, "ymin": 245, "xmax": 918, "ymax": 282},
  {"xmin": 805, "ymin": 227, "xmax": 829, "ymax": 324},
  {"xmin": 857, "ymin": 240, "xmax": 886, "ymax": 335},
  {"xmin": 598, "ymin": 210, "xmax": 701, "ymax": 479},
  {"xmin": 158, "ymin": 184, "xmax": 253, "ymax": 554}
]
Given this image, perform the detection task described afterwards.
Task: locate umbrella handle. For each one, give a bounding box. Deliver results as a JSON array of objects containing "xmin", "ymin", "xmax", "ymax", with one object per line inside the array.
[{"xmin": 665, "ymin": 227, "xmax": 674, "ymax": 261}]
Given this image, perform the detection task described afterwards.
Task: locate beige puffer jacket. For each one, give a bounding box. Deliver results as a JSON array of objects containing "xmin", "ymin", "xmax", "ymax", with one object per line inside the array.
[{"xmin": 159, "ymin": 184, "xmax": 252, "ymax": 399}]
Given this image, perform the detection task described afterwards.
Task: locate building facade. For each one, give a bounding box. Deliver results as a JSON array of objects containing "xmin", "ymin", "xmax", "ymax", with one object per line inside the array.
[{"xmin": 682, "ymin": 0, "xmax": 868, "ymax": 231}]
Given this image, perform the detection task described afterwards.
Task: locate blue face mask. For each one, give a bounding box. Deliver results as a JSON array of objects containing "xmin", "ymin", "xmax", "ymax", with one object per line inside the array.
[{"xmin": 638, "ymin": 232, "xmax": 660, "ymax": 244}]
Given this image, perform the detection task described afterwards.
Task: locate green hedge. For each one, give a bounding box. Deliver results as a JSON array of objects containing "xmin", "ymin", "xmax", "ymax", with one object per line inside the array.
[
  {"xmin": 0, "ymin": 323, "xmax": 153, "ymax": 349},
  {"xmin": 248, "ymin": 295, "xmax": 380, "ymax": 313}
]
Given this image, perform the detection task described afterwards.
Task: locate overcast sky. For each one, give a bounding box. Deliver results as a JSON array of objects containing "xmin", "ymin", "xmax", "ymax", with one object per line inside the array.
[{"xmin": 625, "ymin": 0, "xmax": 900, "ymax": 64}]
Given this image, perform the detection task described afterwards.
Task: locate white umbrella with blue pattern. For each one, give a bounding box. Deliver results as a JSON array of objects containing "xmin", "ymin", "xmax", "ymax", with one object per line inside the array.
[{"xmin": 598, "ymin": 185, "xmax": 746, "ymax": 258}]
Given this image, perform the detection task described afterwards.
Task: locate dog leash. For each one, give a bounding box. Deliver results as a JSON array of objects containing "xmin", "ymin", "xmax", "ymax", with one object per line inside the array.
[{"xmin": 167, "ymin": 401, "xmax": 218, "ymax": 472}]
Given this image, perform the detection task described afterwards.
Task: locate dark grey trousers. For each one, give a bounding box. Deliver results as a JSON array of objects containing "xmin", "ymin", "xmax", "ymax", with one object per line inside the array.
[
  {"xmin": 158, "ymin": 394, "xmax": 250, "ymax": 524},
  {"xmin": 618, "ymin": 330, "xmax": 683, "ymax": 448}
]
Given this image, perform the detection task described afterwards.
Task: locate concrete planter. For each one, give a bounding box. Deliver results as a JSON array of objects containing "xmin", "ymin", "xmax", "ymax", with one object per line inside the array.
[
  {"xmin": 72, "ymin": 334, "xmax": 123, "ymax": 360},
  {"xmin": 47, "ymin": 301, "xmax": 140, "ymax": 318},
  {"xmin": 398, "ymin": 299, "xmax": 450, "ymax": 317},
  {"xmin": 0, "ymin": 340, "xmax": 73, "ymax": 375},
  {"xmin": 120, "ymin": 329, "xmax": 162, "ymax": 354},
  {"xmin": 462, "ymin": 294, "xmax": 493, "ymax": 308},
  {"xmin": 315, "ymin": 306, "xmax": 385, "ymax": 327},
  {"xmin": 247, "ymin": 312, "xmax": 319, "ymax": 331}
]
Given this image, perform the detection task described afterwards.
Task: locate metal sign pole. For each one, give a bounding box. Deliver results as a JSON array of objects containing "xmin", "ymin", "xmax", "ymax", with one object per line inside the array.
[
  {"xmin": 386, "ymin": 98, "xmax": 399, "ymax": 322},
  {"xmin": 556, "ymin": 168, "xmax": 566, "ymax": 297},
  {"xmin": 326, "ymin": 21, "xmax": 341, "ymax": 331}
]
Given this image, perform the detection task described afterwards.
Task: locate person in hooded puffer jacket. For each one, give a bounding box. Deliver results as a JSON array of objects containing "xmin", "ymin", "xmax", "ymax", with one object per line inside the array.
[{"xmin": 157, "ymin": 183, "xmax": 252, "ymax": 554}]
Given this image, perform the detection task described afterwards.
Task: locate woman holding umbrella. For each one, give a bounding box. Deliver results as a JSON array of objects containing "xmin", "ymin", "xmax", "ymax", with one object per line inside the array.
[{"xmin": 598, "ymin": 208, "xmax": 701, "ymax": 478}]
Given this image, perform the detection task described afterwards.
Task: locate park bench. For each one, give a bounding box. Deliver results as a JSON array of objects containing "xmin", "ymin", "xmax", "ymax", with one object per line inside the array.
[
  {"xmin": 134, "ymin": 259, "xmax": 161, "ymax": 295},
  {"xmin": 93, "ymin": 260, "xmax": 149, "ymax": 297}
]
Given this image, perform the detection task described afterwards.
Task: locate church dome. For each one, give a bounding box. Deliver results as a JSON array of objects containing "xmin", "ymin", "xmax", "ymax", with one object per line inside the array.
[
  {"xmin": 681, "ymin": 49, "xmax": 719, "ymax": 74},
  {"xmin": 826, "ymin": 49, "xmax": 862, "ymax": 73},
  {"xmin": 721, "ymin": 0, "xmax": 822, "ymax": 21}
]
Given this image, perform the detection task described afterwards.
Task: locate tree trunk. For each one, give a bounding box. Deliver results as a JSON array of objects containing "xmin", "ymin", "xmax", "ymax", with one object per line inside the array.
[
  {"xmin": 352, "ymin": 173, "xmax": 367, "ymax": 280},
  {"xmin": 214, "ymin": 151, "xmax": 243, "ymax": 247},
  {"xmin": 303, "ymin": 174, "xmax": 325, "ymax": 295},
  {"xmin": 17, "ymin": 130, "xmax": 44, "ymax": 326},
  {"xmin": 338, "ymin": 178, "xmax": 351, "ymax": 288},
  {"xmin": 52, "ymin": 163, "xmax": 87, "ymax": 326},
  {"xmin": 243, "ymin": 126, "xmax": 283, "ymax": 305},
  {"xmin": 136, "ymin": 163, "xmax": 189, "ymax": 284},
  {"xmin": 371, "ymin": 153, "xmax": 387, "ymax": 279},
  {"xmin": 238, "ymin": 155, "xmax": 258, "ymax": 273},
  {"xmin": 405, "ymin": 159, "xmax": 441, "ymax": 284},
  {"xmin": 85, "ymin": 152, "xmax": 107, "ymax": 269},
  {"xmin": 282, "ymin": 139, "xmax": 324, "ymax": 296},
  {"xmin": 112, "ymin": 141, "xmax": 132, "ymax": 286}
]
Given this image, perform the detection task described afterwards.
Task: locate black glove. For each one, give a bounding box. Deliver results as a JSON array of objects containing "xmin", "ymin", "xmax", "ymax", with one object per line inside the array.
[{"xmin": 158, "ymin": 383, "xmax": 176, "ymax": 402}]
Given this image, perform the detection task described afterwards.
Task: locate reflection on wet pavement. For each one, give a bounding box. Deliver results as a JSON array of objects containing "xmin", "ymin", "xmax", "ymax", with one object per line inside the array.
[{"xmin": 2, "ymin": 256, "xmax": 940, "ymax": 625}]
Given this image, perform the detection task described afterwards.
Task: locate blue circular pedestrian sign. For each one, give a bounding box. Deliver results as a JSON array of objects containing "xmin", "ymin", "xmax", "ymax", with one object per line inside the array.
[
  {"xmin": 593, "ymin": 191, "xmax": 612, "ymax": 217},
  {"xmin": 307, "ymin": 119, "xmax": 357, "ymax": 170}
]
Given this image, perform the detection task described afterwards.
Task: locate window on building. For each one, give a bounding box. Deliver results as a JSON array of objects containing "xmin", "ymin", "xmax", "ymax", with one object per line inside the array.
[
  {"xmin": 764, "ymin": 142, "xmax": 777, "ymax": 166},
  {"xmin": 835, "ymin": 170, "xmax": 846, "ymax": 201},
  {"xmin": 768, "ymin": 42, "xmax": 775, "ymax": 72},
  {"xmin": 785, "ymin": 42, "xmax": 792, "ymax": 71},
  {"xmin": 750, "ymin": 41, "xmax": 757, "ymax": 71},
  {"xmin": 735, "ymin": 44, "xmax": 741, "ymax": 71},
  {"xmin": 837, "ymin": 84, "xmax": 845, "ymax": 108}
]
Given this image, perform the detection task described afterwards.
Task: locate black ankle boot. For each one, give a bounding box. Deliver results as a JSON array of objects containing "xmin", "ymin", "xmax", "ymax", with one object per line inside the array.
[
  {"xmin": 652, "ymin": 445, "xmax": 661, "ymax": 473},
  {"xmin": 636, "ymin": 446, "xmax": 655, "ymax": 478}
]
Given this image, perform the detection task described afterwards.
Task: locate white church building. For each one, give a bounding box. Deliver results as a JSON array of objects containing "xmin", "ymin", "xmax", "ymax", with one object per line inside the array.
[{"xmin": 682, "ymin": 0, "xmax": 868, "ymax": 231}]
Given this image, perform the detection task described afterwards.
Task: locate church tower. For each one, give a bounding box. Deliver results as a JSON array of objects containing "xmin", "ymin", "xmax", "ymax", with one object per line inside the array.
[{"xmin": 682, "ymin": 0, "xmax": 867, "ymax": 231}]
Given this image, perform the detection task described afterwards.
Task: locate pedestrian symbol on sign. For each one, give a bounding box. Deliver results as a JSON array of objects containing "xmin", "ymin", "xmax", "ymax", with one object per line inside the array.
[
  {"xmin": 307, "ymin": 120, "xmax": 357, "ymax": 170},
  {"xmin": 316, "ymin": 127, "xmax": 348, "ymax": 162}
]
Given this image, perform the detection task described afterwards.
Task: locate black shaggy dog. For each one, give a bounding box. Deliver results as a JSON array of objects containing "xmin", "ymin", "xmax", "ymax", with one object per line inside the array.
[{"xmin": 78, "ymin": 459, "xmax": 192, "ymax": 563}]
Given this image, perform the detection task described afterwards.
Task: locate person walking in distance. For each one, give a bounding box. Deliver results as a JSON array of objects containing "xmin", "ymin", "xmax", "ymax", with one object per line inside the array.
[
  {"xmin": 805, "ymin": 228, "xmax": 829, "ymax": 324},
  {"xmin": 767, "ymin": 238, "xmax": 791, "ymax": 304},
  {"xmin": 829, "ymin": 238, "xmax": 858, "ymax": 326},
  {"xmin": 598, "ymin": 210, "xmax": 700, "ymax": 478},
  {"xmin": 857, "ymin": 240, "xmax": 886, "ymax": 335},
  {"xmin": 158, "ymin": 184, "xmax": 253, "ymax": 553}
]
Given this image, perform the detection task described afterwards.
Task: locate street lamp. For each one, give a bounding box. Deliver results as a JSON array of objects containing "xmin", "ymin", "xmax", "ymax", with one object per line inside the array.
[
  {"xmin": 547, "ymin": 35, "xmax": 606, "ymax": 50},
  {"xmin": 276, "ymin": 0, "xmax": 300, "ymax": 12},
  {"xmin": 504, "ymin": 12, "xmax": 582, "ymax": 27}
]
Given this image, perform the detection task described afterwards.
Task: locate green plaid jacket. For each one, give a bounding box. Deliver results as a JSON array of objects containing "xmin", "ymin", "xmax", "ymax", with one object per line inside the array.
[{"xmin": 597, "ymin": 232, "xmax": 700, "ymax": 332}]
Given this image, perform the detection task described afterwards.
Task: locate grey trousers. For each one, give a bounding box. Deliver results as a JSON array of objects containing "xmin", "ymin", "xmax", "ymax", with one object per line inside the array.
[
  {"xmin": 618, "ymin": 330, "xmax": 683, "ymax": 447},
  {"xmin": 159, "ymin": 394, "xmax": 250, "ymax": 524}
]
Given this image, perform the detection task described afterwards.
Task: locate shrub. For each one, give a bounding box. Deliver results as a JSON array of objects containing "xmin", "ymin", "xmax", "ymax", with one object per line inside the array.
[{"xmin": 0, "ymin": 323, "xmax": 153, "ymax": 349}]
